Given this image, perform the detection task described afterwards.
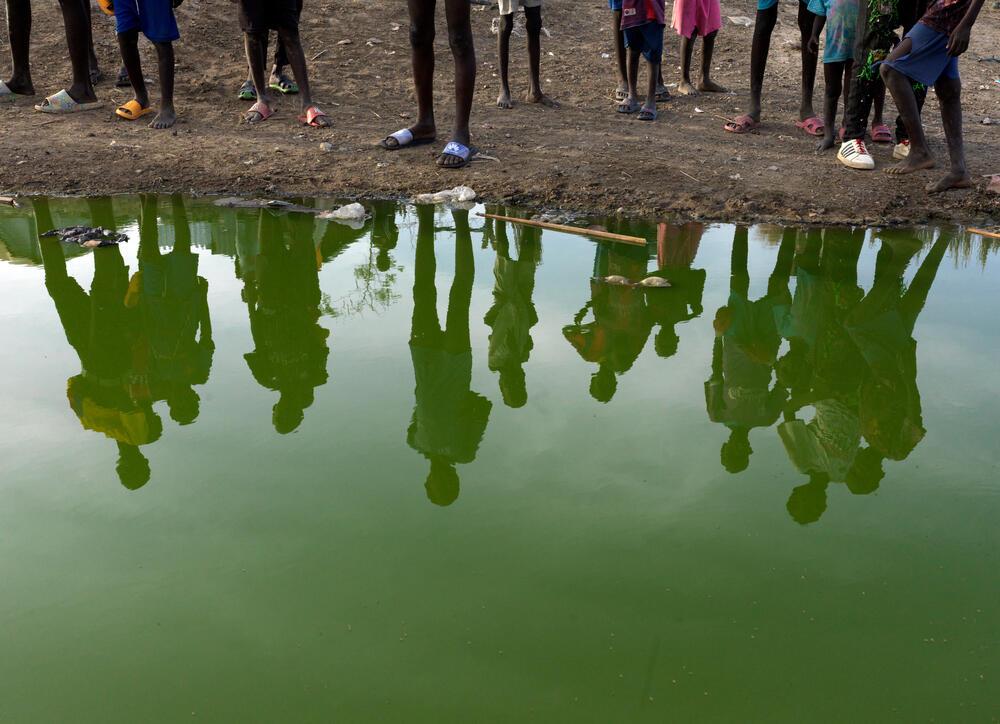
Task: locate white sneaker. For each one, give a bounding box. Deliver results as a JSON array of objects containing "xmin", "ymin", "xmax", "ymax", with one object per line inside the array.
[
  {"xmin": 893, "ymin": 140, "xmax": 911, "ymax": 160},
  {"xmin": 838, "ymin": 139, "xmax": 875, "ymax": 170}
]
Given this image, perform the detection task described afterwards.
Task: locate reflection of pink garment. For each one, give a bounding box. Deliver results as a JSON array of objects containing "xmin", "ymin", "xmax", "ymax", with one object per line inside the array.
[
  {"xmin": 670, "ymin": 0, "xmax": 721, "ymax": 38},
  {"xmin": 657, "ymin": 222, "xmax": 703, "ymax": 268}
]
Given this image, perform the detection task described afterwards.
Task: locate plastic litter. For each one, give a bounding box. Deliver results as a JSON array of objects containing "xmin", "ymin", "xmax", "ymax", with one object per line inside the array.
[
  {"xmin": 318, "ymin": 202, "xmax": 368, "ymax": 221},
  {"xmin": 413, "ymin": 186, "xmax": 478, "ymax": 205}
]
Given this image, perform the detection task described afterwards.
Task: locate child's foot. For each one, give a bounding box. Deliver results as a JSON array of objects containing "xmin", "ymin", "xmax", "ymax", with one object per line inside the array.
[
  {"xmin": 116, "ymin": 66, "xmax": 132, "ymax": 88},
  {"xmin": 927, "ymin": 171, "xmax": 974, "ymax": 193},
  {"xmin": 698, "ymin": 79, "xmax": 728, "ymax": 93},
  {"xmin": 525, "ymin": 88, "xmax": 558, "ymax": 107},
  {"xmin": 381, "ymin": 122, "xmax": 436, "ymax": 149},
  {"xmin": 614, "ymin": 82, "xmax": 629, "ymax": 101},
  {"xmin": 269, "ymin": 70, "xmax": 298, "ymax": 95},
  {"xmin": 637, "ymin": 105, "xmax": 657, "ymax": 121},
  {"xmin": 497, "ymin": 87, "xmax": 513, "ymax": 109},
  {"xmin": 885, "ymin": 150, "xmax": 935, "ymax": 175},
  {"xmin": 655, "ymin": 83, "xmax": 671, "ymax": 102},
  {"xmin": 677, "ymin": 80, "xmax": 698, "ymax": 96},
  {"xmin": 149, "ymin": 106, "xmax": 176, "ymax": 130},
  {"xmin": 1, "ymin": 76, "xmax": 35, "ymax": 96},
  {"xmin": 617, "ymin": 97, "xmax": 640, "ymax": 114},
  {"xmin": 816, "ymin": 134, "xmax": 835, "ymax": 152}
]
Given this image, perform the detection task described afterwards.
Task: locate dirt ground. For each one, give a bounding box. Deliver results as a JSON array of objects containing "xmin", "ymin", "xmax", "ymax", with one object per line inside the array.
[{"xmin": 1, "ymin": 0, "xmax": 998, "ymax": 225}]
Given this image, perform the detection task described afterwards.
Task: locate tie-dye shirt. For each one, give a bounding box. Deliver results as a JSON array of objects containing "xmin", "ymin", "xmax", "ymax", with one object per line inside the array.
[{"xmin": 807, "ymin": 0, "xmax": 860, "ymax": 63}]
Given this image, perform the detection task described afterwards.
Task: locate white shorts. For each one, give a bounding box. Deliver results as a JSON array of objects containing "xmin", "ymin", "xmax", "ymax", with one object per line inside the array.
[{"xmin": 498, "ymin": 0, "xmax": 541, "ymax": 16}]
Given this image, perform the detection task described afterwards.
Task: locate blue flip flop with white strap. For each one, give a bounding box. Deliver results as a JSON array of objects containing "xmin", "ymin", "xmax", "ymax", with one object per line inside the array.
[{"xmin": 437, "ymin": 141, "xmax": 473, "ymax": 169}]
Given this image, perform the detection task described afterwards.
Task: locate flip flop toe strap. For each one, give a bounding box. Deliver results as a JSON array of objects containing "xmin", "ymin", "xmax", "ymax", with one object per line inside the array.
[{"xmin": 441, "ymin": 141, "xmax": 471, "ymax": 161}]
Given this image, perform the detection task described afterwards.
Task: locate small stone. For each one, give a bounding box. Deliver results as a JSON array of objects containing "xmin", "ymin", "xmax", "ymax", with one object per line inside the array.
[{"xmin": 320, "ymin": 142, "xmax": 334, "ymax": 152}]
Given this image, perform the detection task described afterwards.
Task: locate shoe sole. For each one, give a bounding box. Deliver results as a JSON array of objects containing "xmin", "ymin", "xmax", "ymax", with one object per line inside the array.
[{"xmin": 838, "ymin": 153, "xmax": 875, "ymax": 170}]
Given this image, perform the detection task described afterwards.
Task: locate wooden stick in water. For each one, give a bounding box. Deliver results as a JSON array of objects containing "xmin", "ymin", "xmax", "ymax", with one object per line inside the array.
[
  {"xmin": 967, "ymin": 227, "xmax": 1000, "ymax": 240},
  {"xmin": 477, "ymin": 213, "xmax": 647, "ymax": 246}
]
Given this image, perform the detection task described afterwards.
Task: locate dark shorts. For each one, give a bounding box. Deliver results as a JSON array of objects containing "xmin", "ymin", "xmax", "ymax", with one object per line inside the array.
[
  {"xmin": 609, "ymin": 0, "xmax": 623, "ymax": 9},
  {"xmin": 881, "ymin": 22, "xmax": 959, "ymax": 86},
  {"xmin": 115, "ymin": 0, "xmax": 179, "ymax": 43},
  {"xmin": 238, "ymin": 0, "xmax": 302, "ymax": 33},
  {"xmin": 623, "ymin": 22, "xmax": 664, "ymax": 63}
]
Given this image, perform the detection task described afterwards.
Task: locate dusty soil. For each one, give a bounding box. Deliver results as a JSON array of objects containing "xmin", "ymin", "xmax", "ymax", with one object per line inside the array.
[{"xmin": 1, "ymin": 0, "xmax": 998, "ymax": 225}]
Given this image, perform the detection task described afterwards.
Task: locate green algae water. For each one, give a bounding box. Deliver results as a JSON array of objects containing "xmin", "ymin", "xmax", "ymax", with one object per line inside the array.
[{"xmin": 0, "ymin": 196, "xmax": 998, "ymax": 723}]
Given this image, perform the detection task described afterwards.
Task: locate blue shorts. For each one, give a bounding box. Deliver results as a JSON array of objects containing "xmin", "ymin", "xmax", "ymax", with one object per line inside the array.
[
  {"xmin": 881, "ymin": 22, "xmax": 959, "ymax": 87},
  {"xmin": 115, "ymin": 0, "xmax": 180, "ymax": 43},
  {"xmin": 609, "ymin": 0, "xmax": 623, "ymax": 9},
  {"xmin": 623, "ymin": 23, "xmax": 664, "ymax": 63}
]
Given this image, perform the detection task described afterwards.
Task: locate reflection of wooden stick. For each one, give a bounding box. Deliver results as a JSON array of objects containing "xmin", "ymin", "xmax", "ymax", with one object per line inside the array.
[
  {"xmin": 968, "ymin": 227, "xmax": 1000, "ymax": 239},
  {"xmin": 477, "ymin": 213, "xmax": 646, "ymax": 246}
]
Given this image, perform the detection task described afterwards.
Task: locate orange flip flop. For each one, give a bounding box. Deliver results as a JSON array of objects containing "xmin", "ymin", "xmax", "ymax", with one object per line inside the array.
[
  {"xmin": 116, "ymin": 99, "xmax": 153, "ymax": 121},
  {"xmin": 97, "ymin": 0, "xmax": 114, "ymax": 16}
]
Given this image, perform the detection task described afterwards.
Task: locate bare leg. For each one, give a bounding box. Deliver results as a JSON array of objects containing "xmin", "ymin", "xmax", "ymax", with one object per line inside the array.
[
  {"xmin": 678, "ymin": 31, "xmax": 698, "ymax": 95},
  {"xmin": 85, "ymin": 0, "xmax": 100, "ymax": 84},
  {"xmin": 881, "ymin": 41, "xmax": 934, "ymax": 174},
  {"xmin": 641, "ymin": 58, "xmax": 658, "ymax": 116},
  {"xmin": 816, "ymin": 61, "xmax": 842, "ymax": 151},
  {"xmin": 276, "ymin": 26, "xmax": 330, "ymax": 125},
  {"xmin": 4, "ymin": 0, "xmax": 35, "ymax": 95},
  {"xmin": 746, "ymin": 5, "xmax": 777, "ymax": 122},
  {"xmin": 149, "ymin": 41, "xmax": 176, "ymax": 129},
  {"xmin": 58, "ymin": 0, "xmax": 97, "ymax": 103},
  {"xmin": 244, "ymin": 31, "xmax": 272, "ymax": 121},
  {"xmin": 497, "ymin": 12, "xmax": 514, "ymax": 108},
  {"xmin": 873, "ymin": 81, "xmax": 885, "ymax": 128},
  {"xmin": 117, "ymin": 29, "xmax": 149, "ymax": 107},
  {"xmin": 390, "ymin": 0, "xmax": 437, "ymax": 146},
  {"xmin": 625, "ymin": 45, "xmax": 641, "ymax": 109},
  {"xmin": 698, "ymin": 30, "xmax": 727, "ymax": 92},
  {"xmin": 524, "ymin": 5, "xmax": 550, "ymax": 104},
  {"xmin": 613, "ymin": 9, "xmax": 627, "ymax": 97},
  {"xmin": 797, "ymin": 0, "xmax": 818, "ymax": 120},
  {"xmin": 927, "ymin": 75, "xmax": 973, "ymax": 193},
  {"xmin": 440, "ymin": 0, "xmax": 476, "ymax": 166}
]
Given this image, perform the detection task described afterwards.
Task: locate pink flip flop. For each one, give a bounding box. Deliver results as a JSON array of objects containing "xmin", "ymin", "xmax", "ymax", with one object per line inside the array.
[
  {"xmin": 298, "ymin": 105, "xmax": 330, "ymax": 128},
  {"xmin": 243, "ymin": 100, "xmax": 273, "ymax": 124},
  {"xmin": 724, "ymin": 114, "xmax": 761, "ymax": 134},
  {"xmin": 871, "ymin": 123, "xmax": 893, "ymax": 143},
  {"xmin": 795, "ymin": 116, "xmax": 825, "ymax": 137}
]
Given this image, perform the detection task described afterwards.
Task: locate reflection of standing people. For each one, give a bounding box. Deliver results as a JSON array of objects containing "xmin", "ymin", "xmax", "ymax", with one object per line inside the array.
[
  {"xmin": 242, "ymin": 210, "xmax": 330, "ymax": 434},
  {"xmin": 371, "ymin": 201, "xmax": 400, "ymax": 273},
  {"xmin": 407, "ymin": 206, "xmax": 491, "ymax": 506},
  {"xmin": 483, "ymin": 212, "xmax": 540, "ymax": 408},
  {"xmin": 847, "ymin": 233, "xmax": 948, "ymax": 463},
  {"xmin": 645, "ymin": 222, "xmax": 707, "ymax": 359},
  {"xmin": 35, "ymin": 198, "xmax": 161, "ymax": 490},
  {"xmin": 134, "ymin": 195, "xmax": 214, "ymax": 426},
  {"xmin": 776, "ymin": 229, "xmax": 869, "ymax": 524},
  {"xmin": 563, "ymin": 242, "xmax": 653, "ymax": 403},
  {"xmin": 705, "ymin": 226, "xmax": 792, "ymax": 474}
]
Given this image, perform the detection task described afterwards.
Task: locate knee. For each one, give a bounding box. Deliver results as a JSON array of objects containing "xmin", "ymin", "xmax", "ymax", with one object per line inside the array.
[
  {"xmin": 525, "ymin": 8, "xmax": 542, "ymax": 35},
  {"xmin": 409, "ymin": 21, "xmax": 434, "ymax": 50},
  {"xmin": 448, "ymin": 27, "xmax": 474, "ymax": 57},
  {"xmin": 277, "ymin": 27, "xmax": 301, "ymax": 46},
  {"xmin": 499, "ymin": 13, "xmax": 514, "ymax": 35},
  {"xmin": 935, "ymin": 78, "xmax": 960, "ymax": 103}
]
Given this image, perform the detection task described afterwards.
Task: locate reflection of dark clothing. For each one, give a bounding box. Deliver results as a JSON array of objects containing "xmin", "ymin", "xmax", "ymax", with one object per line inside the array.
[
  {"xmin": 139, "ymin": 251, "xmax": 213, "ymax": 389},
  {"xmin": 844, "ymin": 0, "xmax": 928, "ymax": 142},
  {"xmin": 845, "ymin": 238, "xmax": 946, "ymax": 460},
  {"xmin": 407, "ymin": 213, "xmax": 491, "ymax": 464},
  {"xmin": 244, "ymin": 216, "xmax": 329, "ymax": 400},
  {"xmin": 42, "ymin": 245, "xmax": 155, "ymax": 446},
  {"xmin": 484, "ymin": 247, "xmax": 539, "ymax": 372}
]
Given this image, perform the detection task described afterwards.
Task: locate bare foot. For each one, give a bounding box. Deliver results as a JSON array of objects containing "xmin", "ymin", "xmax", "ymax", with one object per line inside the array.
[
  {"xmin": 698, "ymin": 79, "xmax": 728, "ymax": 93},
  {"xmin": 677, "ymin": 80, "xmax": 699, "ymax": 96},
  {"xmin": 927, "ymin": 172, "xmax": 974, "ymax": 193},
  {"xmin": 497, "ymin": 88, "xmax": 513, "ymax": 110},
  {"xmin": 150, "ymin": 107, "xmax": 177, "ymax": 129},
  {"xmin": 816, "ymin": 134, "xmax": 835, "ymax": 152},
  {"xmin": 526, "ymin": 88, "xmax": 558, "ymax": 107},
  {"xmin": 885, "ymin": 151, "xmax": 935, "ymax": 175}
]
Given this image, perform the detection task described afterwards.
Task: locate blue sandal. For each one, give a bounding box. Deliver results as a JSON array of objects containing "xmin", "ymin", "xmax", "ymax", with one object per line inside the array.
[{"xmin": 437, "ymin": 141, "xmax": 473, "ymax": 169}]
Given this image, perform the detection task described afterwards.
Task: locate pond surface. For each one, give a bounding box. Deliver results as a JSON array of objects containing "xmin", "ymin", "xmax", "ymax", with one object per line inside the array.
[{"xmin": 0, "ymin": 196, "xmax": 998, "ymax": 722}]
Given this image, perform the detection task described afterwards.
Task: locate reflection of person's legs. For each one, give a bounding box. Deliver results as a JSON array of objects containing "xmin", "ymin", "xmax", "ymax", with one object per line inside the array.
[
  {"xmin": 899, "ymin": 237, "xmax": 947, "ymax": 332},
  {"xmin": 411, "ymin": 205, "xmax": 442, "ymax": 343},
  {"xmin": 768, "ymin": 228, "xmax": 796, "ymax": 295},
  {"xmin": 445, "ymin": 209, "xmax": 474, "ymax": 354},
  {"xmin": 139, "ymin": 194, "xmax": 162, "ymax": 261},
  {"xmin": 170, "ymin": 194, "xmax": 192, "ymax": 255},
  {"xmin": 4, "ymin": 0, "xmax": 34, "ymax": 95},
  {"xmin": 58, "ymin": 0, "xmax": 98, "ymax": 103},
  {"xmin": 730, "ymin": 226, "xmax": 750, "ymax": 297}
]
